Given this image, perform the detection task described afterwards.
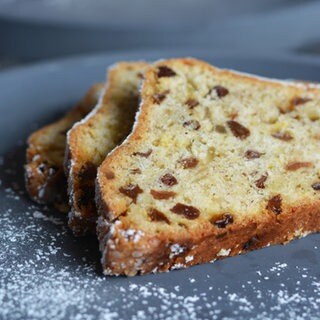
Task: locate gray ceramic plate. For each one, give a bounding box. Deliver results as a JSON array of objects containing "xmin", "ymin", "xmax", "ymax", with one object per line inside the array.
[
  {"xmin": 0, "ymin": 0, "xmax": 304, "ymax": 28},
  {"xmin": 1, "ymin": 50, "xmax": 320, "ymax": 320}
]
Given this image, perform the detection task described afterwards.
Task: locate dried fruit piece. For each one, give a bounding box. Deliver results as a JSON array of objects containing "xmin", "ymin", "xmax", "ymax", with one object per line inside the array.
[
  {"xmin": 211, "ymin": 85, "xmax": 229, "ymax": 98},
  {"xmin": 185, "ymin": 99, "xmax": 199, "ymax": 108},
  {"xmin": 119, "ymin": 184, "xmax": 143, "ymax": 203},
  {"xmin": 105, "ymin": 170, "xmax": 115, "ymax": 180},
  {"xmin": 133, "ymin": 149, "xmax": 152, "ymax": 158},
  {"xmin": 215, "ymin": 125, "xmax": 227, "ymax": 133},
  {"xmin": 153, "ymin": 90, "xmax": 170, "ymax": 104},
  {"xmin": 150, "ymin": 190, "xmax": 176, "ymax": 200},
  {"xmin": 148, "ymin": 208, "xmax": 170, "ymax": 224},
  {"xmin": 266, "ymin": 194, "xmax": 282, "ymax": 215},
  {"xmin": 38, "ymin": 163, "xmax": 58, "ymax": 176},
  {"xmin": 272, "ymin": 132, "xmax": 293, "ymax": 141},
  {"xmin": 255, "ymin": 173, "xmax": 268, "ymax": 189},
  {"xmin": 37, "ymin": 162, "xmax": 48, "ymax": 173},
  {"xmin": 245, "ymin": 150, "xmax": 263, "ymax": 159},
  {"xmin": 170, "ymin": 203, "xmax": 200, "ymax": 219},
  {"xmin": 180, "ymin": 157, "xmax": 199, "ymax": 169},
  {"xmin": 119, "ymin": 210, "xmax": 128, "ymax": 217},
  {"xmin": 227, "ymin": 120, "xmax": 250, "ymax": 140},
  {"xmin": 212, "ymin": 213, "xmax": 234, "ymax": 228},
  {"xmin": 183, "ymin": 120, "xmax": 201, "ymax": 130},
  {"xmin": 130, "ymin": 168, "xmax": 141, "ymax": 174},
  {"xmin": 312, "ymin": 182, "xmax": 320, "ymax": 190},
  {"xmin": 157, "ymin": 66, "xmax": 176, "ymax": 78},
  {"xmin": 243, "ymin": 236, "xmax": 259, "ymax": 250},
  {"xmin": 137, "ymin": 72, "xmax": 144, "ymax": 79},
  {"xmin": 291, "ymin": 97, "xmax": 312, "ymax": 106},
  {"xmin": 285, "ymin": 162, "xmax": 313, "ymax": 171},
  {"xmin": 279, "ymin": 97, "xmax": 312, "ymax": 113},
  {"xmin": 160, "ymin": 173, "xmax": 178, "ymax": 186}
]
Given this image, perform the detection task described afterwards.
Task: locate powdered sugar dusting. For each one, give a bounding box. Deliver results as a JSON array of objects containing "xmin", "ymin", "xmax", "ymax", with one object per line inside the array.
[
  {"xmin": 120, "ymin": 229, "xmax": 144, "ymax": 243},
  {"xmin": 33, "ymin": 210, "xmax": 64, "ymax": 225},
  {"xmin": 217, "ymin": 248, "xmax": 231, "ymax": 257},
  {"xmin": 170, "ymin": 243, "xmax": 185, "ymax": 259},
  {"xmin": 185, "ymin": 255, "xmax": 194, "ymax": 263},
  {"xmin": 1, "ymin": 145, "xmax": 320, "ymax": 319}
]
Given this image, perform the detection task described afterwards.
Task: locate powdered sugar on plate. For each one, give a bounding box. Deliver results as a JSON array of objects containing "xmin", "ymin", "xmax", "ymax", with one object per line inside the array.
[{"xmin": 1, "ymin": 145, "xmax": 320, "ymax": 320}]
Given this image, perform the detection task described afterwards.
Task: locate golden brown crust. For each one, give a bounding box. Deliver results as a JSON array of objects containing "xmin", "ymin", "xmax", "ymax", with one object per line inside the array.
[
  {"xmin": 98, "ymin": 201, "xmax": 320, "ymax": 276},
  {"xmin": 96, "ymin": 58, "xmax": 320, "ymax": 276},
  {"xmin": 25, "ymin": 84, "xmax": 103, "ymax": 212},
  {"xmin": 65, "ymin": 62, "xmax": 148, "ymax": 236}
]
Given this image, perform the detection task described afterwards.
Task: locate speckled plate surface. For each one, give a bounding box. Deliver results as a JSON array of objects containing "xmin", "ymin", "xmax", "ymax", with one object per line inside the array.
[{"xmin": 1, "ymin": 50, "xmax": 320, "ymax": 320}]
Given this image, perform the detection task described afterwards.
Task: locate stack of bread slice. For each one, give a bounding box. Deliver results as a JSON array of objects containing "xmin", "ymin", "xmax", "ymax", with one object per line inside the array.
[{"xmin": 26, "ymin": 58, "xmax": 320, "ymax": 276}]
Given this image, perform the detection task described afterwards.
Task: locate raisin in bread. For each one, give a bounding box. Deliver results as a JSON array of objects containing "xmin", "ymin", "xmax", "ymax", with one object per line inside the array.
[
  {"xmin": 65, "ymin": 62, "xmax": 148, "ymax": 235},
  {"xmin": 26, "ymin": 84, "xmax": 103, "ymax": 212},
  {"xmin": 96, "ymin": 58, "xmax": 320, "ymax": 276}
]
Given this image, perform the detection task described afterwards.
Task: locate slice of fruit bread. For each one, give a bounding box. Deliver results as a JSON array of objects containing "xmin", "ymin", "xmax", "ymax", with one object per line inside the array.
[
  {"xmin": 26, "ymin": 84, "xmax": 103, "ymax": 212},
  {"xmin": 96, "ymin": 58, "xmax": 320, "ymax": 276},
  {"xmin": 65, "ymin": 62, "xmax": 148, "ymax": 236}
]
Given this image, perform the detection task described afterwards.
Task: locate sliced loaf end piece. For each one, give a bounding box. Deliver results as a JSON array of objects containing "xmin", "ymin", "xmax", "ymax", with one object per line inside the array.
[{"xmin": 25, "ymin": 83, "xmax": 103, "ymax": 212}]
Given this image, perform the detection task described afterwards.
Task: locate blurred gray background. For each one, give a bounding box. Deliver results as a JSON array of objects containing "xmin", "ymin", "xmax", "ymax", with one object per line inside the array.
[{"xmin": 0, "ymin": 0, "xmax": 320, "ymax": 67}]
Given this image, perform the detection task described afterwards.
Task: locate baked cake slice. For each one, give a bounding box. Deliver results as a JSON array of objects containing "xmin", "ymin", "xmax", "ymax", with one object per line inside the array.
[
  {"xmin": 96, "ymin": 58, "xmax": 320, "ymax": 276},
  {"xmin": 25, "ymin": 84, "xmax": 103, "ymax": 212},
  {"xmin": 65, "ymin": 62, "xmax": 148, "ymax": 235}
]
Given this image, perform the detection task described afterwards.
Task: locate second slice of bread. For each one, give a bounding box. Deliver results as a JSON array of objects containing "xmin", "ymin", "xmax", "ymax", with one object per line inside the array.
[
  {"xmin": 65, "ymin": 62, "xmax": 148, "ymax": 235},
  {"xmin": 96, "ymin": 58, "xmax": 320, "ymax": 276}
]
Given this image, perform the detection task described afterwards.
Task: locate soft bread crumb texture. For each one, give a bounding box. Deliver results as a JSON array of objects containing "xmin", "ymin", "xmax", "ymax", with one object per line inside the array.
[
  {"xmin": 66, "ymin": 62, "xmax": 148, "ymax": 235},
  {"xmin": 97, "ymin": 58, "xmax": 320, "ymax": 275}
]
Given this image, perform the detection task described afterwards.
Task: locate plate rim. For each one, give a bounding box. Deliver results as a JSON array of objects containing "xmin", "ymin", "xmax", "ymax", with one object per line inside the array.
[{"xmin": 2, "ymin": 49, "xmax": 320, "ymax": 79}]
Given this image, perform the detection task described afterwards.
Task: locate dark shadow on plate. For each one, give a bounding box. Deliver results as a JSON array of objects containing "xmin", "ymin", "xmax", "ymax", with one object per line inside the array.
[
  {"xmin": 0, "ymin": 132, "xmax": 102, "ymax": 275},
  {"xmin": 0, "ymin": 142, "xmax": 29, "ymax": 198},
  {"xmin": 295, "ymin": 40, "xmax": 320, "ymax": 56}
]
